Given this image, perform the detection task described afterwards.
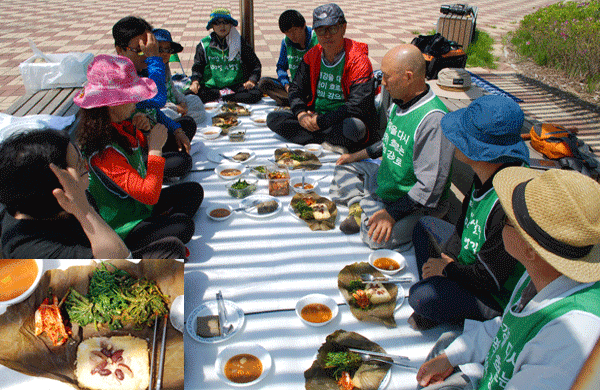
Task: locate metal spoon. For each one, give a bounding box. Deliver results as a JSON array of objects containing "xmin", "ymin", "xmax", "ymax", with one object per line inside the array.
[
  {"xmin": 301, "ymin": 168, "xmax": 306, "ymax": 189},
  {"xmin": 358, "ymin": 353, "xmax": 417, "ymax": 371},
  {"xmin": 360, "ymin": 273, "xmax": 413, "ymax": 283}
]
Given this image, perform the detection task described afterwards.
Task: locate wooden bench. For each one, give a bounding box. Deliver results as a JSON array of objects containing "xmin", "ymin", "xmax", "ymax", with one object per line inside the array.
[{"xmin": 3, "ymin": 87, "xmax": 81, "ymax": 134}]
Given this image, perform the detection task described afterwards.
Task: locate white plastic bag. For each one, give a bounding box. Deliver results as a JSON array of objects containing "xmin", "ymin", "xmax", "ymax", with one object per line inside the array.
[{"xmin": 18, "ymin": 40, "xmax": 93, "ymax": 93}]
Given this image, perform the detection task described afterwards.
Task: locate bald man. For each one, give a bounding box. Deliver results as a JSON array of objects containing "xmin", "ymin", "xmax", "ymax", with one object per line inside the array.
[{"xmin": 330, "ymin": 44, "xmax": 455, "ymax": 251}]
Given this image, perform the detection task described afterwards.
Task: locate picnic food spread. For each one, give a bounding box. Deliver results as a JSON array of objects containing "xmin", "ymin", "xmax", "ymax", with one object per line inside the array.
[
  {"xmin": 290, "ymin": 193, "xmax": 337, "ymax": 231},
  {"xmin": 212, "ymin": 113, "xmax": 239, "ymax": 134},
  {"xmin": 274, "ymin": 148, "xmax": 321, "ymax": 170},
  {"xmin": 0, "ymin": 259, "xmax": 38, "ymax": 302},
  {"xmin": 338, "ymin": 263, "xmax": 398, "ymax": 327},
  {"xmin": 220, "ymin": 101, "xmax": 251, "ymax": 116},
  {"xmin": 304, "ymin": 330, "xmax": 391, "ymax": 390}
]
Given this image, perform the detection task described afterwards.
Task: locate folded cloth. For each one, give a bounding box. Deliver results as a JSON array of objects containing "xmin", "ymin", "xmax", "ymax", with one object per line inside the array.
[
  {"xmin": 0, "ymin": 113, "xmax": 76, "ymax": 142},
  {"xmin": 226, "ymin": 27, "xmax": 241, "ymax": 61}
]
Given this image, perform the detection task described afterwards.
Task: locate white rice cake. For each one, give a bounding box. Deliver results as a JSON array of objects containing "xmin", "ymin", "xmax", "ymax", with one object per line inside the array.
[
  {"xmin": 75, "ymin": 336, "xmax": 149, "ymax": 390},
  {"xmin": 310, "ymin": 203, "xmax": 331, "ymax": 220},
  {"xmin": 366, "ymin": 282, "xmax": 392, "ymax": 304}
]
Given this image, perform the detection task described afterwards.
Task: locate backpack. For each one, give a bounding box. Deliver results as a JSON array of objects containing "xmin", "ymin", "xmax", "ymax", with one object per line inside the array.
[
  {"xmin": 525, "ymin": 123, "xmax": 600, "ymax": 179},
  {"xmin": 411, "ymin": 33, "xmax": 467, "ymax": 79}
]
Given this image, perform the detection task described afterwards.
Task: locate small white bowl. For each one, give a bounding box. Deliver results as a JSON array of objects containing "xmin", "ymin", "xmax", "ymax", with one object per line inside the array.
[
  {"xmin": 290, "ymin": 177, "xmax": 318, "ymax": 194},
  {"xmin": 369, "ymin": 249, "xmax": 406, "ymax": 275},
  {"xmin": 295, "ymin": 294, "xmax": 339, "ymax": 327},
  {"xmin": 216, "ymin": 162, "xmax": 247, "ymax": 180},
  {"xmin": 204, "ymin": 102, "xmax": 221, "ymax": 111},
  {"xmin": 0, "ymin": 259, "xmax": 44, "ymax": 306},
  {"xmin": 304, "ymin": 143, "xmax": 323, "ymax": 157},
  {"xmin": 201, "ymin": 126, "xmax": 222, "ymax": 140},
  {"xmin": 169, "ymin": 295, "xmax": 184, "ymax": 332},
  {"xmin": 250, "ymin": 113, "xmax": 268, "ymax": 126},
  {"xmin": 206, "ymin": 204, "xmax": 233, "ymax": 221},
  {"xmin": 215, "ymin": 343, "xmax": 272, "ymax": 387}
]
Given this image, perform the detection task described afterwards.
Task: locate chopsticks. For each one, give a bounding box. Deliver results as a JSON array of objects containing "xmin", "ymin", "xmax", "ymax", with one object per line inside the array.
[{"xmin": 149, "ymin": 314, "xmax": 169, "ymax": 390}]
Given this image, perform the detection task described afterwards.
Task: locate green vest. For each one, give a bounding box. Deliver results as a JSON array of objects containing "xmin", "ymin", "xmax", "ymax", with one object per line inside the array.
[
  {"xmin": 459, "ymin": 188, "xmax": 499, "ymax": 265},
  {"xmin": 285, "ymin": 30, "xmax": 318, "ymax": 80},
  {"xmin": 201, "ymin": 35, "xmax": 244, "ymax": 89},
  {"xmin": 314, "ymin": 54, "xmax": 345, "ymax": 115},
  {"xmin": 87, "ymin": 144, "xmax": 153, "ymax": 239},
  {"xmin": 376, "ymin": 96, "xmax": 448, "ymax": 201},
  {"xmin": 479, "ymin": 277, "xmax": 600, "ymax": 390}
]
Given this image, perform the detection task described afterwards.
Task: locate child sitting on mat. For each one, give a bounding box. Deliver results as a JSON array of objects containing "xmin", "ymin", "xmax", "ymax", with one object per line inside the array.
[{"xmin": 74, "ymin": 54, "xmax": 203, "ymax": 254}]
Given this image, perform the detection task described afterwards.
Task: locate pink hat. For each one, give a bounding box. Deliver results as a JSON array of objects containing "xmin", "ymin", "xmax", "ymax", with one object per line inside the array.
[{"xmin": 74, "ymin": 54, "xmax": 157, "ymax": 109}]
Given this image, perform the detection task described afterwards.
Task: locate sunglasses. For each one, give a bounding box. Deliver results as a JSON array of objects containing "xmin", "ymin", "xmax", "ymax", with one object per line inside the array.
[
  {"xmin": 212, "ymin": 19, "xmax": 230, "ymax": 26},
  {"xmin": 158, "ymin": 47, "xmax": 176, "ymax": 54},
  {"xmin": 314, "ymin": 24, "xmax": 342, "ymax": 36}
]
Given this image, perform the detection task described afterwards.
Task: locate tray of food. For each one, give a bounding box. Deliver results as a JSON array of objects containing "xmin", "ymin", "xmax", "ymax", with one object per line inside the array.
[
  {"xmin": 289, "ymin": 192, "xmax": 337, "ymax": 231},
  {"xmin": 0, "ymin": 260, "xmax": 184, "ymax": 390},
  {"xmin": 212, "ymin": 112, "xmax": 239, "ymax": 135},
  {"xmin": 274, "ymin": 148, "xmax": 321, "ymax": 170},
  {"xmin": 304, "ymin": 330, "xmax": 391, "ymax": 390},
  {"xmin": 219, "ymin": 102, "xmax": 251, "ymax": 116},
  {"xmin": 337, "ymin": 262, "xmax": 401, "ymax": 328}
]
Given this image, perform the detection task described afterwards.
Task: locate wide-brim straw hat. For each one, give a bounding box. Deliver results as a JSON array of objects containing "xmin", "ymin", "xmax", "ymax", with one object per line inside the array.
[
  {"xmin": 74, "ymin": 54, "xmax": 157, "ymax": 109},
  {"xmin": 493, "ymin": 167, "xmax": 600, "ymax": 283}
]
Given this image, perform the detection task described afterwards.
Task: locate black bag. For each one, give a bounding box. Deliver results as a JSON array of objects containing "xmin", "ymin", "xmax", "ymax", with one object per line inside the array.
[{"xmin": 411, "ymin": 33, "xmax": 467, "ymax": 79}]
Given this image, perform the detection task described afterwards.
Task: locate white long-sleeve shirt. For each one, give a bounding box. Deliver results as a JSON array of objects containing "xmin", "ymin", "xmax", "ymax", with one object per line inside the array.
[{"xmin": 444, "ymin": 274, "xmax": 600, "ymax": 390}]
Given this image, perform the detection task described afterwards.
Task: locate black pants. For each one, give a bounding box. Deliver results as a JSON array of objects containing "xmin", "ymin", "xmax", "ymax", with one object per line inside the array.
[
  {"xmin": 257, "ymin": 77, "xmax": 289, "ymax": 106},
  {"xmin": 131, "ymin": 236, "xmax": 187, "ymax": 260},
  {"xmin": 266, "ymin": 110, "xmax": 368, "ymax": 153},
  {"xmin": 125, "ymin": 181, "xmax": 203, "ymax": 250},
  {"xmin": 162, "ymin": 116, "xmax": 196, "ymax": 178},
  {"xmin": 187, "ymin": 83, "xmax": 263, "ymax": 104}
]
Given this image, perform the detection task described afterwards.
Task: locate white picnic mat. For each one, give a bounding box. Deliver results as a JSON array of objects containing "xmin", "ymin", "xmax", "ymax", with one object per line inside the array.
[{"xmin": 184, "ymin": 98, "xmax": 453, "ymax": 389}]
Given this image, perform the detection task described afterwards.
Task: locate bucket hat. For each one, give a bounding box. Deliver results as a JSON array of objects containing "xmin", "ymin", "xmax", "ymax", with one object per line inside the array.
[
  {"xmin": 206, "ymin": 8, "xmax": 238, "ymax": 30},
  {"xmin": 152, "ymin": 28, "xmax": 183, "ymax": 54},
  {"xmin": 427, "ymin": 68, "xmax": 483, "ymax": 100},
  {"xmin": 74, "ymin": 54, "xmax": 157, "ymax": 109},
  {"xmin": 493, "ymin": 167, "xmax": 600, "ymax": 283},
  {"xmin": 313, "ymin": 3, "xmax": 346, "ymax": 29},
  {"xmin": 441, "ymin": 95, "xmax": 529, "ymax": 164}
]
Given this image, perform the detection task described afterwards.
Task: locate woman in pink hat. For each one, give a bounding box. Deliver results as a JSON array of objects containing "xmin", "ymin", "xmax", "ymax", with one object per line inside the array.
[{"xmin": 75, "ymin": 54, "xmax": 202, "ymax": 255}]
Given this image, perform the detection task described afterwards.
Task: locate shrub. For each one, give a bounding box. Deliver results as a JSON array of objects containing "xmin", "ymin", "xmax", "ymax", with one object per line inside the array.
[
  {"xmin": 510, "ymin": 1, "xmax": 600, "ymax": 92},
  {"xmin": 466, "ymin": 30, "xmax": 498, "ymax": 69}
]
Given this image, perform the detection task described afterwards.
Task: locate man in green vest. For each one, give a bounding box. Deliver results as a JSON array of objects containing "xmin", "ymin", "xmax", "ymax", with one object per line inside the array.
[
  {"xmin": 416, "ymin": 168, "xmax": 600, "ymax": 390},
  {"xmin": 257, "ymin": 10, "xmax": 319, "ymax": 107},
  {"xmin": 407, "ymin": 95, "xmax": 529, "ymax": 331},
  {"xmin": 330, "ymin": 44, "xmax": 454, "ymax": 251},
  {"xmin": 266, "ymin": 3, "xmax": 378, "ymax": 154}
]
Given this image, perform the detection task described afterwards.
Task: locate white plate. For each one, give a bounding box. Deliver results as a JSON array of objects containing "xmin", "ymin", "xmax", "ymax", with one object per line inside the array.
[
  {"xmin": 186, "ymin": 300, "xmax": 245, "ymax": 344},
  {"xmin": 304, "ymin": 143, "xmax": 323, "ymax": 157},
  {"xmin": 369, "ymin": 249, "xmax": 406, "ymax": 275},
  {"xmin": 206, "ymin": 204, "xmax": 233, "ymax": 221},
  {"xmin": 170, "ymin": 295, "xmax": 184, "ymax": 332},
  {"xmin": 215, "ymin": 343, "xmax": 272, "ymax": 387},
  {"xmin": 238, "ymin": 195, "xmax": 281, "ymax": 218},
  {"xmin": 208, "ymin": 148, "xmax": 256, "ymax": 164},
  {"xmin": 216, "ymin": 162, "xmax": 247, "ymax": 180}
]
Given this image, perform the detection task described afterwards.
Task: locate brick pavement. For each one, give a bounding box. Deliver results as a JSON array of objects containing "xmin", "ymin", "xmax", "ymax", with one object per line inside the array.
[{"xmin": 2, "ymin": 0, "xmax": 598, "ymax": 153}]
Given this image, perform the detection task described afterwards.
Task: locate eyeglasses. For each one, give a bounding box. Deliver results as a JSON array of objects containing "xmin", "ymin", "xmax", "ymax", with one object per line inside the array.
[
  {"xmin": 314, "ymin": 24, "xmax": 342, "ymax": 36},
  {"xmin": 212, "ymin": 19, "xmax": 230, "ymax": 26},
  {"xmin": 158, "ymin": 47, "xmax": 176, "ymax": 54},
  {"xmin": 125, "ymin": 46, "xmax": 144, "ymax": 56},
  {"xmin": 503, "ymin": 215, "xmax": 516, "ymax": 229}
]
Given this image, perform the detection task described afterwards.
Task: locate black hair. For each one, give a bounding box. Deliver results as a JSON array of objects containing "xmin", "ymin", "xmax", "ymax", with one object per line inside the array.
[
  {"xmin": 279, "ymin": 10, "xmax": 306, "ymax": 33},
  {"xmin": 0, "ymin": 129, "xmax": 71, "ymax": 219},
  {"xmin": 112, "ymin": 16, "xmax": 153, "ymax": 48}
]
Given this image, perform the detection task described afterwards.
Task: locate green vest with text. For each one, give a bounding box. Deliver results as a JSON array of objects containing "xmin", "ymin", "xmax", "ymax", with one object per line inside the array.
[
  {"xmin": 285, "ymin": 30, "xmax": 318, "ymax": 80},
  {"xmin": 479, "ymin": 278, "xmax": 600, "ymax": 390},
  {"xmin": 376, "ymin": 97, "xmax": 448, "ymax": 201},
  {"xmin": 201, "ymin": 35, "xmax": 244, "ymax": 89},
  {"xmin": 87, "ymin": 144, "xmax": 153, "ymax": 239},
  {"xmin": 314, "ymin": 54, "xmax": 345, "ymax": 115}
]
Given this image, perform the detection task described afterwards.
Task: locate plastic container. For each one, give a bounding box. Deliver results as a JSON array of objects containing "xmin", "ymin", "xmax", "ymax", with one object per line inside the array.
[
  {"xmin": 226, "ymin": 179, "xmax": 258, "ymax": 198},
  {"xmin": 266, "ymin": 164, "xmax": 290, "ymax": 196},
  {"xmin": 228, "ymin": 128, "xmax": 246, "ymax": 142}
]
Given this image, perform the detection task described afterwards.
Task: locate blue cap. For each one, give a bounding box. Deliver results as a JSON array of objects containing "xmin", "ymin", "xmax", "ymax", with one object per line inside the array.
[
  {"xmin": 206, "ymin": 8, "xmax": 238, "ymax": 30},
  {"xmin": 152, "ymin": 28, "xmax": 183, "ymax": 53},
  {"xmin": 441, "ymin": 95, "xmax": 530, "ymax": 164}
]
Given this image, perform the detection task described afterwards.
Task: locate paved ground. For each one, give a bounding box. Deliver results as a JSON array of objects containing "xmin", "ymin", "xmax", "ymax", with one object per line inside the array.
[{"xmin": 2, "ymin": 0, "xmax": 599, "ymax": 151}]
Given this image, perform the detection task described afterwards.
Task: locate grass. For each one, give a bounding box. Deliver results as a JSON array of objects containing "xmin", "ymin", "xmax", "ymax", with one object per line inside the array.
[
  {"xmin": 466, "ymin": 29, "xmax": 498, "ymax": 69},
  {"xmin": 509, "ymin": 0, "xmax": 600, "ymax": 93}
]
